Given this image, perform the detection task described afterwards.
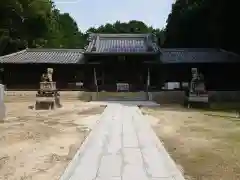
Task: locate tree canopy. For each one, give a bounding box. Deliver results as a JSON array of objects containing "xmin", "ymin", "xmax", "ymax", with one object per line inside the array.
[
  {"xmin": 84, "ymin": 20, "xmax": 165, "ymax": 45},
  {"xmin": 164, "ymin": 0, "xmax": 239, "ymax": 53},
  {"xmin": 0, "ymin": 0, "xmax": 85, "ymax": 55}
]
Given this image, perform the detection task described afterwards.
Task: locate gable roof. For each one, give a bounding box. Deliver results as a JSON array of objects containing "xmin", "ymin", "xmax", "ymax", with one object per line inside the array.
[
  {"xmin": 0, "ymin": 48, "xmax": 85, "ymax": 64},
  {"xmin": 85, "ymin": 33, "xmax": 160, "ymax": 54},
  {"xmin": 161, "ymin": 48, "xmax": 240, "ymax": 63}
]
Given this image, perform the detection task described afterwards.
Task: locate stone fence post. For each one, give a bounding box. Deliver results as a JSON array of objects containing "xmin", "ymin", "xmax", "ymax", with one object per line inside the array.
[{"xmin": 0, "ymin": 84, "xmax": 6, "ymax": 121}]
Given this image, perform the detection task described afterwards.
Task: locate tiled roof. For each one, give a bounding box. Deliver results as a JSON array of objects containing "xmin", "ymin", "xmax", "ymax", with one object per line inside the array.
[
  {"xmin": 161, "ymin": 48, "xmax": 240, "ymax": 63},
  {"xmin": 0, "ymin": 48, "xmax": 85, "ymax": 64},
  {"xmin": 2, "ymin": 47, "xmax": 238, "ymax": 64},
  {"xmin": 85, "ymin": 33, "xmax": 160, "ymax": 54}
]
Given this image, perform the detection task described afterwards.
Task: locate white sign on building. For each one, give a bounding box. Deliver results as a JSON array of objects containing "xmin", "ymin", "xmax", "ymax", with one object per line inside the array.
[{"xmin": 116, "ymin": 83, "xmax": 129, "ymax": 92}]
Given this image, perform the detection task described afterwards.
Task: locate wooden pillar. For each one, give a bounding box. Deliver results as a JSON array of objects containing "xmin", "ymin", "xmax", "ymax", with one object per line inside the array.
[
  {"xmin": 0, "ymin": 67, "xmax": 4, "ymax": 84},
  {"xmin": 93, "ymin": 67, "xmax": 98, "ymax": 92},
  {"xmin": 147, "ymin": 67, "xmax": 150, "ymax": 92},
  {"xmin": 148, "ymin": 67, "xmax": 150, "ymax": 86},
  {"xmin": 0, "ymin": 83, "xmax": 6, "ymax": 121}
]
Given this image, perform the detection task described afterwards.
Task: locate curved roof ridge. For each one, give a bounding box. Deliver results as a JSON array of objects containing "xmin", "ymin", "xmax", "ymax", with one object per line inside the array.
[
  {"xmin": 93, "ymin": 33, "xmax": 151, "ymax": 38},
  {"xmin": 26, "ymin": 48, "xmax": 85, "ymax": 53},
  {"xmin": 220, "ymin": 49, "xmax": 240, "ymax": 57},
  {"xmin": 0, "ymin": 49, "xmax": 27, "ymax": 58}
]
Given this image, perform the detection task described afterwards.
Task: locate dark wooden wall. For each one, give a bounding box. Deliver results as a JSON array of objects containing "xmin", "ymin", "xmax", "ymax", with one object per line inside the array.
[
  {"xmin": 2, "ymin": 64, "xmax": 85, "ymax": 90},
  {"xmin": 2, "ymin": 61, "xmax": 240, "ymax": 91},
  {"xmin": 203, "ymin": 63, "xmax": 240, "ymax": 90},
  {"xmin": 161, "ymin": 63, "xmax": 240, "ymax": 91}
]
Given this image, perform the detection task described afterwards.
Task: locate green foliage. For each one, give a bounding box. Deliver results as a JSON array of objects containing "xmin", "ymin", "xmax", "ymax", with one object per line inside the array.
[
  {"xmin": 164, "ymin": 0, "xmax": 240, "ymax": 53},
  {"xmin": 0, "ymin": 0, "xmax": 85, "ymax": 54},
  {"xmin": 0, "ymin": 0, "xmax": 53, "ymax": 53},
  {"xmin": 85, "ymin": 20, "xmax": 165, "ymax": 47}
]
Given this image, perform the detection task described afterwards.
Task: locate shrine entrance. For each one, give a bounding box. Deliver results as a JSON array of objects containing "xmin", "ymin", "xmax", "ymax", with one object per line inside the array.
[
  {"xmin": 84, "ymin": 53, "xmax": 160, "ymax": 91},
  {"xmin": 102, "ymin": 56, "xmax": 145, "ymax": 91}
]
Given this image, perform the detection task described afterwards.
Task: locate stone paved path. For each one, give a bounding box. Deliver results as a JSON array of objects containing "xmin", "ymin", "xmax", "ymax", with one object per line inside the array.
[{"xmin": 60, "ymin": 103, "xmax": 185, "ymax": 180}]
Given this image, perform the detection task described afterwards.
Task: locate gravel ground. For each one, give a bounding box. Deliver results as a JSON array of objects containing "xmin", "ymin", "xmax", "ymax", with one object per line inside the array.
[
  {"xmin": 142, "ymin": 105, "xmax": 240, "ymax": 180},
  {"xmin": 0, "ymin": 101, "xmax": 105, "ymax": 180}
]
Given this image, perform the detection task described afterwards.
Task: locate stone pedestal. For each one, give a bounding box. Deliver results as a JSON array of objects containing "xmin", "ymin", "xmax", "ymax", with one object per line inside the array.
[{"xmin": 0, "ymin": 84, "xmax": 6, "ymax": 121}]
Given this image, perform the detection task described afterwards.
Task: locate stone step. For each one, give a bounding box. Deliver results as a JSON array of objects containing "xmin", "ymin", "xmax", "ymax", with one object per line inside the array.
[
  {"xmin": 97, "ymin": 92, "xmax": 148, "ymax": 101},
  {"xmin": 103, "ymin": 96, "xmax": 147, "ymax": 101}
]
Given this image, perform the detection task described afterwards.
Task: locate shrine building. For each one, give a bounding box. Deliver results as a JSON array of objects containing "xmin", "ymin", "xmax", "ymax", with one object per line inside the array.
[{"xmin": 0, "ymin": 33, "xmax": 240, "ymax": 91}]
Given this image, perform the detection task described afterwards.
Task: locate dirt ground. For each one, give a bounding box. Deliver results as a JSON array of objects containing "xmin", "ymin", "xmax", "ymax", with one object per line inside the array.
[
  {"xmin": 141, "ymin": 105, "xmax": 240, "ymax": 180},
  {"xmin": 0, "ymin": 101, "xmax": 105, "ymax": 180}
]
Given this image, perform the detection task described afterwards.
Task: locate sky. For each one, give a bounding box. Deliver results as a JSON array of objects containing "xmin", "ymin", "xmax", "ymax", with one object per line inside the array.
[{"xmin": 53, "ymin": 0, "xmax": 175, "ymax": 32}]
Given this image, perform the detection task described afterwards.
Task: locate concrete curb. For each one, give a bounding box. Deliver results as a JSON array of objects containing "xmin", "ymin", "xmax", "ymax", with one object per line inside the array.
[
  {"xmin": 59, "ymin": 106, "xmax": 109, "ymax": 180},
  {"xmin": 136, "ymin": 108, "xmax": 185, "ymax": 179}
]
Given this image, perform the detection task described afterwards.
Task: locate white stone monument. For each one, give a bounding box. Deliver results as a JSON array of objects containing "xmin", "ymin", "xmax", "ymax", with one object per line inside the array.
[
  {"xmin": 0, "ymin": 84, "xmax": 6, "ymax": 121},
  {"xmin": 188, "ymin": 68, "xmax": 208, "ymax": 106}
]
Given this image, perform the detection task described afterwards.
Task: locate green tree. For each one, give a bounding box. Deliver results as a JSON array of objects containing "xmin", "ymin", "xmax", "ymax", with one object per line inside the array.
[
  {"xmin": 0, "ymin": 0, "xmax": 53, "ymax": 54},
  {"xmin": 85, "ymin": 20, "xmax": 165, "ymax": 45},
  {"xmin": 164, "ymin": 0, "xmax": 240, "ymax": 53}
]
